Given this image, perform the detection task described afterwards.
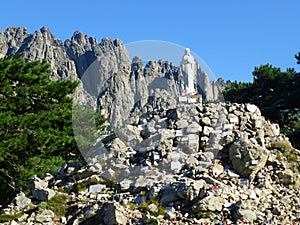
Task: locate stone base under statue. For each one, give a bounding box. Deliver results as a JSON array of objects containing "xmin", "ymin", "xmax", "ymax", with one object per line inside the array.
[{"xmin": 178, "ymin": 94, "xmax": 202, "ymax": 105}]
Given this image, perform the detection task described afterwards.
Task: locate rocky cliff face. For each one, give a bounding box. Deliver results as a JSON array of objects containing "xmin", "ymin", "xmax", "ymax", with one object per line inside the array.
[{"xmin": 0, "ymin": 27, "xmax": 223, "ymax": 127}]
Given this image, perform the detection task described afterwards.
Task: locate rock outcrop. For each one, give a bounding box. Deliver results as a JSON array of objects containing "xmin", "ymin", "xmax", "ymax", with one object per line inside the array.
[{"xmin": 0, "ymin": 26, "xmax": 224, "ymax": 128}]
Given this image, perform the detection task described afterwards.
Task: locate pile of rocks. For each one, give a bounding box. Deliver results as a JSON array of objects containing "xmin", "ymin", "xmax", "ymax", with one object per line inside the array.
[{"xmin": 1, "ymin": 100, "xmax": 300, "ymax": 225}]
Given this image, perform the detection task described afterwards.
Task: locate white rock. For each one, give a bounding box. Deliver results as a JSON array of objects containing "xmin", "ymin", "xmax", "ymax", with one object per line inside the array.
[
  {"xmin": 197, "ymin": 196, "xmax": 225, "ymax": 211},
  {"xmin": 36, "ymin": 209, "xmax": 55, "ymax": 223},
  {"xmin": 12, "ymin": 192, "xmax": 31, "ymax": 210},
  {"xmin": 246, "ymin": 103, "xmax": 258, "ymax": 113},
  {"xmin": 89, "ymin": 184, "xmax": 102, "ymax": 193}
]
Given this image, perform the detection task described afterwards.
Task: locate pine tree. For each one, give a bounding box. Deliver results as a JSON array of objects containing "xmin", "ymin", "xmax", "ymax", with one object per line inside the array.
[{"xmin": 0, "ymin": 55, "xmax": 80, "ymax": 204}]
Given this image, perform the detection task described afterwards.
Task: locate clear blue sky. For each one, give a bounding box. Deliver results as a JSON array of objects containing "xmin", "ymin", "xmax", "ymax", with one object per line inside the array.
[{"xmin": 1, "ymin": 0, "xmax": 299, "ymax": 82}]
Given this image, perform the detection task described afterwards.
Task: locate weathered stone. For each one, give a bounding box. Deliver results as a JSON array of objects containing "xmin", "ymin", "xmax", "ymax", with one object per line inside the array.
[
  {"xmin": 277, "ymin": 169, "xmax": 294, "ymax": 185},
  {"xmin": 229, "ymin": 137, "xmax": 269, "ymax": 181},
  {"xmin": 102, "ymin": 203, "xmax": 128, "ymax": 225},
  {"xmin": 246, "ymin": 103, "xmax": 258, "ymax": 113},
  {"xmin": 210, "ymin": 163, "xmax": 224, "ymax": 177},
  {"xmin": 116, "ymin": 125, "xmax": 142, "ymax": 147},
  {"xmin": 175, "ymin": 119, "xmax": 189, "ymax": 129},
  {"xmin": 228, "ymin": 114, "xmax": 239, "ymax": 124},
  {"xmin": 11, "ymin": 192, "xmax": 31, "ymax": 210},
  {"xmin": 32, "ymin": 188, "xmax": 55, "ymax": 201},
  {"xmin": 237, "ymin": 209, "xmax": 257, "ymax": 223},
  {"xmin": 28, "ymin": 175, "xmax": 48, "ymax": 191},
  {"xmin": 89, "ymin": 184, "xmax": 102, "ymax": 193},
  {"xmin": 194, "ymin": 196, "xmax": 225, "ymax": 212},
  {"xmin": 201, "ymin": 117, "xmax": 211, "ymax": 126},
  {"xmin": 148, "ymin": 203, "xmax": 158, "ymax": 213},
  {"xmin": 109, "ymin": 138, "xmax": 127, "ymax": 156},
  {"xmin": 158, "ymin": 128, "xmax": 175, "ymax": 140},
  {"xmin": 159, "ymin": 184, "xmax": 180, "ymax": 206},
  {"xmin": 186, "ymin": 122, "xmax": 202, "ymax": 134},
  {"xmin": 177, "ymin": 180, "xmax": 206, "ymax": 201},
  {"xmin": 36, "ymin": 209, "xmax": 55, "ymax": 223},
  {"xmin": 202, "ymin": 126, "xmax": 213, "ymax": 136}
]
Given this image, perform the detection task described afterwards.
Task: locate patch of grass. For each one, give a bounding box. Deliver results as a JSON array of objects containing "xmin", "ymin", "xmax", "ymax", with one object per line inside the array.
[
  {"xmin": 271, "ymin": 140, "xmax": 299, "ymax": 171},
  {"xmin": 144, "ymin": 217, "xmax": 159, "ymax": 225},
  {"xmin": 0, "ymin": 212, "xmax": 24, "ymax": 223},
  {"xmin": 100, "ymin": 177, "xmax": 116, "ymax": 188},
  {"xmin": 138, "ymin": 198, "xmax": 165, "ymax": 216},
  {"xmin": 271, "ymin": 140, "xmax": 292, "ymax": 152},
  {"xmin": 70, "ymin": 177, "xmax": 115, "ymax": 194},
  {"xmin": 38, "ymin": 194, "xmax": 69, "ymax": 218},
  {"xmin": 196, "ymin": 211, "xmax": 214, "ymax": 219},
  {"xmin": 126, "ymin": 201, "xmax": 137, "ymax": 210},
  {"xmin": 71, "ymin": 181, "xmax": 89, "ymax": 193}
]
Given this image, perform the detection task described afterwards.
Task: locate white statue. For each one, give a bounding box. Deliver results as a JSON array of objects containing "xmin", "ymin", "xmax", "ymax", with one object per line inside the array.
[{"xmin": 181, "ymin": 48, "xmax": 197, "ymax": 95}]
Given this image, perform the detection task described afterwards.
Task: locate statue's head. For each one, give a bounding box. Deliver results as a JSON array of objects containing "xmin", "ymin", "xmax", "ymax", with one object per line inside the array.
[{"xmin": 185, "ymin": 48, "xmax": 190, "ymax": 55}]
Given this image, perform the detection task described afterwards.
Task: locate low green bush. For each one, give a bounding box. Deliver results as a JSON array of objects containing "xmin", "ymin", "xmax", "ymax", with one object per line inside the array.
[
  {"xmin": 38, "ymin": 194, "xmax": 69, "ymax": 217},
  {"xmin": 0, "ymin": 212, "xmax": 24, "ymax": 223}
]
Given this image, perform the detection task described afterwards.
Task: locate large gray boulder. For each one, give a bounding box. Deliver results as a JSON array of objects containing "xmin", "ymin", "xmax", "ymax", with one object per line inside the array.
[
  {"xmin": 193, "ymin": 195, "xmax": 225, "ymax": 212},
  {"xmin": 28, "ymin": 175, "xmax": 48, "ymax": 191},
  {"xmin": 229, "ymin": 137, "xmax": 269, "ymax": 181},
  {"xmin": 116, "ymin": 125, "xmax": 142, "ymax": 147},
  {"xmin": 11, "ymin": 192, "xmax": 31, "ymax": 211},
  {"xmin": 32, "ymin": 188, "xmax": 55, "ymax": 201},
  {"xmin": 102, "ymin": 203, "xmax": 128, "ymax": 225},
  {"xmin": 35, "ymin": 209, "xmax": 55, "ymax": 223},
  {"xmin": 176, "ymin": 179, "xmax": 206, "ymax": 201}
]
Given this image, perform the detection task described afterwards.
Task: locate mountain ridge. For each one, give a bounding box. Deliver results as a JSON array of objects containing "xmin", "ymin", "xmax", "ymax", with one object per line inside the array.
[{"xmin": 0, "ymin": 26, "xmax": 224, "ymax": 128}]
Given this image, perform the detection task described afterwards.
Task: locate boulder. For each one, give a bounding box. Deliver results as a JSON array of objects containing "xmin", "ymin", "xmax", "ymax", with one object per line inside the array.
[
  {"xmin": 175, "ymin": 119, "xmax": 189, "ymax": 129},
  {"xmin": 277, "ymin": 169, "xmax": 295, "ymax": 185},
  {"xmin": 237, "ymin": 209, "xmax": 257, "ymax": 223},
  {"xmin": 102, "ymin": 203, "xmax": 128, "ymax": 225},
  {"xmin": 186, "ymin": 122, "xmax": 202, "ymax": 134},
  {"xmin": 28, "ymin": 175, "xmax": 48, "ymax": 191},
  {"xmin": 229, "ymin": 137, "xmax": 269, "ymax": 180},
  {"xmin": 201, "ymin": 117, "xmax": 211, "ymax": 126},
  {"xmin": 202, "ymin": 126, "xmax": 213, "ymax": 136},
  {"xmin": 109, "ymin": 138, "xmax": 127, "ymax": 156},
  {"xmin": 194, "ymin": 196, "xmax": 225, "ymax": 212},
  {"xmin": 176, "ymin": 179, "xmax": 206, "ymax": 201},
  {"xmin": 158, "ymin": 128, "xmax": 175, "ymax": 140},
  {"xmin": 11, "ymin": 192, "xmax": 31, "ymax": 211},
  {"xmin": 116, "ymin": 125, "xmax": 142, "ymax": 147},
  {"xmin": 159, "ymin": 184, "xmax": 180, "ymax": 206},
  {"xmin": 36, "ymin": 209, "xmax": 55, "ymax": 223},
  {"xmin": 32, "ymin": 188, "xmax": 55, "ymax": 201},
  {"xmin": 246, "ymin": 103, "xmax": 258, "ymax": 113}
]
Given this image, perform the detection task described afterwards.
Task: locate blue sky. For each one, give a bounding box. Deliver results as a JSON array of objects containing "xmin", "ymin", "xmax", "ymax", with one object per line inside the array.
[{"xmin": 1, "ymin": 0, "xmax": 299, "ymax": 82}]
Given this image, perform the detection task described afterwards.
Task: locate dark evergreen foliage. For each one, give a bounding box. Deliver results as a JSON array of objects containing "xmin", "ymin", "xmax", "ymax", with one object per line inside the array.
[
  {"xmin": 223, "ymin": 53, "xmax": 300, "ymax": 149},
  {"xmin": 0, "ymin": 55, "xmax": 80, "ymax": 204}
]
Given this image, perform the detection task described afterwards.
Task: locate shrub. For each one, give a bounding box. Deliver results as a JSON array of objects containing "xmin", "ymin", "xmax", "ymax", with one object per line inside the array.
[
  {"xmin": 38, "ymin": 194, "xmax": 69, "ymax": 218},
  {"xmin": 138, "ymin": 198, "xmax": 165, "ymax": 216},
  {"xmin": 0, "ymin": 212, "xmax": 24, "ymax": 223},
  {"xmin": 144, "ymin": 217, "xmax": 159, "ymax": 225},
  {"xmin": 196, "ymin": 211, "xmax": 213, "ymax": 219}
]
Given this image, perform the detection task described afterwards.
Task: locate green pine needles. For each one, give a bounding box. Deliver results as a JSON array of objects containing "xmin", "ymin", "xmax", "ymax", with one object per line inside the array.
[{"xmin": 0, "ymin": 55, "xmax": 80, "ymax": 204}]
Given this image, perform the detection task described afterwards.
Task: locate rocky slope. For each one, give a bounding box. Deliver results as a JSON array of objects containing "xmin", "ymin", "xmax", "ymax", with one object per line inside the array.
[{"xmin": 1, "ymin": 100, "xmax": 300, "ymax": 225}]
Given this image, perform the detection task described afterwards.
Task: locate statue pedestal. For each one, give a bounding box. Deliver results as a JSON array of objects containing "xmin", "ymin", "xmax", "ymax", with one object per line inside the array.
[{"xmin": 178, "ymin": 94, "xmax": 202, "ymax": 105}]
